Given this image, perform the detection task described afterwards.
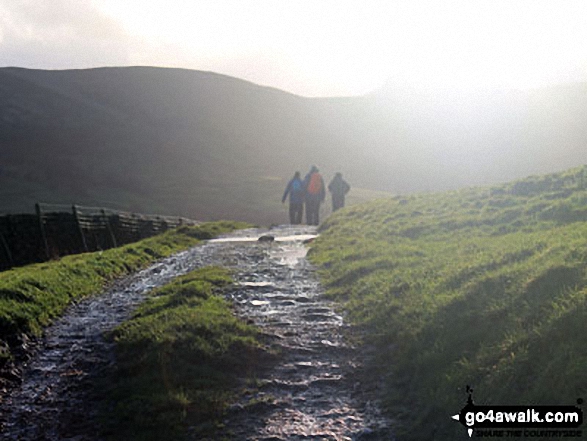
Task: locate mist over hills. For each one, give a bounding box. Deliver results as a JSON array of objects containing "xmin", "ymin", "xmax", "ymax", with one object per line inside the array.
[{"xmin": 0, "ymin": 66, "xmax": 585, "ymax": 223}]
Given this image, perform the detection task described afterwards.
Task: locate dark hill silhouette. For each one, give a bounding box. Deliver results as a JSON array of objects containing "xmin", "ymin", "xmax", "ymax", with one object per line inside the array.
[{"xmin": 1, "ymin": 66, "xmax": 586, "ymax": 223}]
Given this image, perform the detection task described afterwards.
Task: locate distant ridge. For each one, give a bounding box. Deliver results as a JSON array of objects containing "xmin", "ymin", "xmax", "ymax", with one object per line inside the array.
[{"xmin": 1, "ymin": 66, "xmax": 586, "ymax": 223}]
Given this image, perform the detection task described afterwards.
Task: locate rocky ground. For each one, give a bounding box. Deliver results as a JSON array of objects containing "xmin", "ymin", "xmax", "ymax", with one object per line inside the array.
[{"xmin": 0, "ymin": 226, "xmax": 393, "ymax": 441}]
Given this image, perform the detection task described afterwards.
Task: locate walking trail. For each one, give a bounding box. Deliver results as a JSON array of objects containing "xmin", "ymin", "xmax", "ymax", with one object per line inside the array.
[{"xmin": 0, "ymin": 226, "xmax": 392, "ymax": 441}]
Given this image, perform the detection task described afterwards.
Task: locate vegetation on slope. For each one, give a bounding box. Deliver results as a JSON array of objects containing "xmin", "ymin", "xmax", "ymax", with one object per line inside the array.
[
  {"xmin": 309, "ymin": 165, "xmax": 587, "ymax": 440},
  {"xmin": 0, "ymin": 221, "xmax": 250, "ymax": 368},
  {"xmin": 0, "ymin": 66, "xmax": 389, "ymax": 224},
  {"xmin": 3, "ymin": 67, "xmax": 587, "ymax": 224},
  {"xmin": 102, "ymin": 267, "xmax": 268, "ymax": 441}
]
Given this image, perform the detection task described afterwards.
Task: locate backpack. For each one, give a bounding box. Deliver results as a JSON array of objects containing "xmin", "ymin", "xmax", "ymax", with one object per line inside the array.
[{"xmin": 307, "ymin": 173, "xmax": 322, "ymax": 195}]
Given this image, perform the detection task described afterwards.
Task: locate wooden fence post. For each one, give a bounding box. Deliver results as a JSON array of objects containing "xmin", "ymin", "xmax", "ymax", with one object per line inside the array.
[
  {"xmin": 0, "ymin": 231, "xmax": 13, "ymax": 268},
  {"xmin": 132, "ymin": 213, "xmax": 141, "ymax": 240},
  {"xmin": 35, "ymin": 203, "xmax": 51, "ymax": 260},
  {"xmin": 72, "ymin": 205, "xmax": 89, "ymax": 253},
  {"xmin": 101, "ymin": 209, "xmax": 117, "ymax": 249},
  {"xmin": 2, "ymin": 215, "xmax": 14, "ymax": 268}
]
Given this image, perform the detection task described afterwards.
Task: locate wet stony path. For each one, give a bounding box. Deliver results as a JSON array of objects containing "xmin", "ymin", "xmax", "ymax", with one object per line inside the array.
[
  {"xmin": 0, "ymin": 226, "xmax": 392, "ymax": 440},
  {"xmin": 0, "ymin": 243, "xmax": 218, "ymax": 440},
  {"xmin": 208, "ymin": 227, "xmax": 391, "ymax": 440}
]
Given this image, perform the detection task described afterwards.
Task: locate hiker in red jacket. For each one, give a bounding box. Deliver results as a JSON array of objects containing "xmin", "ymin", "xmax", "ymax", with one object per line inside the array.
[
  {"xmin": 303, "ymin": 166, "xmax": 325, "ymax": 225},
  {"xmin": 282, "ymin": 171, "xmax": 304, "ymax": 224}
]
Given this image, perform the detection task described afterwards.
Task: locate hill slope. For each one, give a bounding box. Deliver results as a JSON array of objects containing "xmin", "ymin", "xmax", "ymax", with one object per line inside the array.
[
  {"xmin": 1, "ymin": 66, "xmax": 586, "ymax": 223},
  {"xmin": 0, "ymin": 66, "xmax": 388, "ymax": 223},
  {"xmin": 309, "ymin": 165, "xmax": 587, "ymax": 440}
]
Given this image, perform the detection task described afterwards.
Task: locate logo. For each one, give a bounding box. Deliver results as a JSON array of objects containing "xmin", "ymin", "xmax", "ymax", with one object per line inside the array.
[{"xmin": 451, "ymin": 386, "xmax": 584, "ymax": 438}]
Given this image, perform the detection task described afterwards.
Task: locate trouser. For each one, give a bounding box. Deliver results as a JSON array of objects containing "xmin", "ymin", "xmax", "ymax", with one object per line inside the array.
[
  {"xmin": 289, "ymin": 202, "xmax": 303, "ymax": 224},
  {"xmin": 305, "ymin": 197, "xmax": 321, "ymax": 226},
  {"xmin": 332, "ymin": 195, "xmax": 345, "ymax": 212}
]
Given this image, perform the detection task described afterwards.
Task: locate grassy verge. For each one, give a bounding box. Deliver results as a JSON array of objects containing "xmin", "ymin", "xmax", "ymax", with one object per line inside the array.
[
  {"xmin": 309, "ymin": 165, "xmax": 587, "ymax": 440},
  {"xmin": 101, "ymin": 267, "xmax": 267, "ymax": 441},
  {"xmin": 0, "ymin": 221, "xmax": 251, "ymax": 368}
]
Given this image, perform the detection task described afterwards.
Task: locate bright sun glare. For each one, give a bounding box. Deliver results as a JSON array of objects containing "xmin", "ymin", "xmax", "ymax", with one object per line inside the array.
[{"xmin": 72, "ymin": 1, "xmax": 587, "ymax": 95}]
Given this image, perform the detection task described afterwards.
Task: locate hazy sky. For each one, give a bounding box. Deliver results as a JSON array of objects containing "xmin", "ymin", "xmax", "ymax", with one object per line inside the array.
[{"xmin": 1, "ymin": 0, "xmax": 586, "ymax": 96}]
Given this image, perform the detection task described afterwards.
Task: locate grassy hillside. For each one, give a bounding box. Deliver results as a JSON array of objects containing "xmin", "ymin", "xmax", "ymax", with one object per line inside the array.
[
  {"xmin": 0, "ymin": 66, "xmax": 385, "ymax": 224},
  {"xmin": 309, "ymin": 165, "xmax": 587, "ymax": 440},
  {"xmin": 2, "ymin": 67, "xmax": 587, "ymax": 224}
]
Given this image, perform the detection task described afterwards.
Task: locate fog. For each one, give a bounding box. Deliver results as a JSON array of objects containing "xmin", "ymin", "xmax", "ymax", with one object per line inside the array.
[{"xmin": 2, "ymin": 1, "xmax": 587, "ymax": 97}]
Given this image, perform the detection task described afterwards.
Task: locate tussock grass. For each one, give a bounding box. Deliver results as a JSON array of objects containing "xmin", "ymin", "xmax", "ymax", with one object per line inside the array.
[
  {"xmin": 0, "ymin": 221, "xmax": 251, "ymax": 366},
  {"xmin": 102, "ymin": 267, "xmax": 266, "ymax": 441},
  {"xmin": 309, "ymin": 165, "xmax": 587, "ymax": 440}
]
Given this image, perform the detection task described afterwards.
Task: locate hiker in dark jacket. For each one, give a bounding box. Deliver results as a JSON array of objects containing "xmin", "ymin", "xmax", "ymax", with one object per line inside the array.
[
  {"xmin": 303, "ymin": 166, "xmax": 325, "ymax": 225},
  {"xmin": 282, "ymin": 171, "xmax": 305, "ymax": 224},
  {"xmin": 328, "ymin": 172, "xmax": 350, "ymax": 212}
]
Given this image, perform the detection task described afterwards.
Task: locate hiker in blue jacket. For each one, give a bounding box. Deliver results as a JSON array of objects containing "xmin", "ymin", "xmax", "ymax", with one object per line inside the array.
[{"xmin": 282, "ymin": 171, "xmax": 305, "ymax": 224}]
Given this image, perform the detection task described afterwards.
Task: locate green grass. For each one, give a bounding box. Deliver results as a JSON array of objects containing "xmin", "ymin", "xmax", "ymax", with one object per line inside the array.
[
  {"xmin": 309, "ymin": 165, "xmax": 587, "ymax": 440},
  {"xmin": 0, "ymin": 221, "xmax": 251, "ymax": 367},
  {"xmin": 101, "ymin": 267, "xmax": 267, "ymax": 441}
]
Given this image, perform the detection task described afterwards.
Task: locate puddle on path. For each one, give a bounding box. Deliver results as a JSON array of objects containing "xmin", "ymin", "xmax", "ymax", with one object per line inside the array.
[
  {"xmin": 0, "ymin": 226, "xmax": 392, "ymax": 441},
  {"xmin": 208, "ymin": 233, "xmax": 318, "ymax": 244}
]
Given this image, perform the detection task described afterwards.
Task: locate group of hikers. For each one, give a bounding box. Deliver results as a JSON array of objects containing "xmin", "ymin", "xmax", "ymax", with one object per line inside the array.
[{"xmin": 282, "ymin": 166, "xmax": 350, "ymax": 226}]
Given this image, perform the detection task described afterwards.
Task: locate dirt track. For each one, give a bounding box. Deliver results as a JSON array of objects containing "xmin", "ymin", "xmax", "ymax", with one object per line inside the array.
[{"xmin": 0, "ymin": 226, "xmax": 392, "ymax": 440}]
